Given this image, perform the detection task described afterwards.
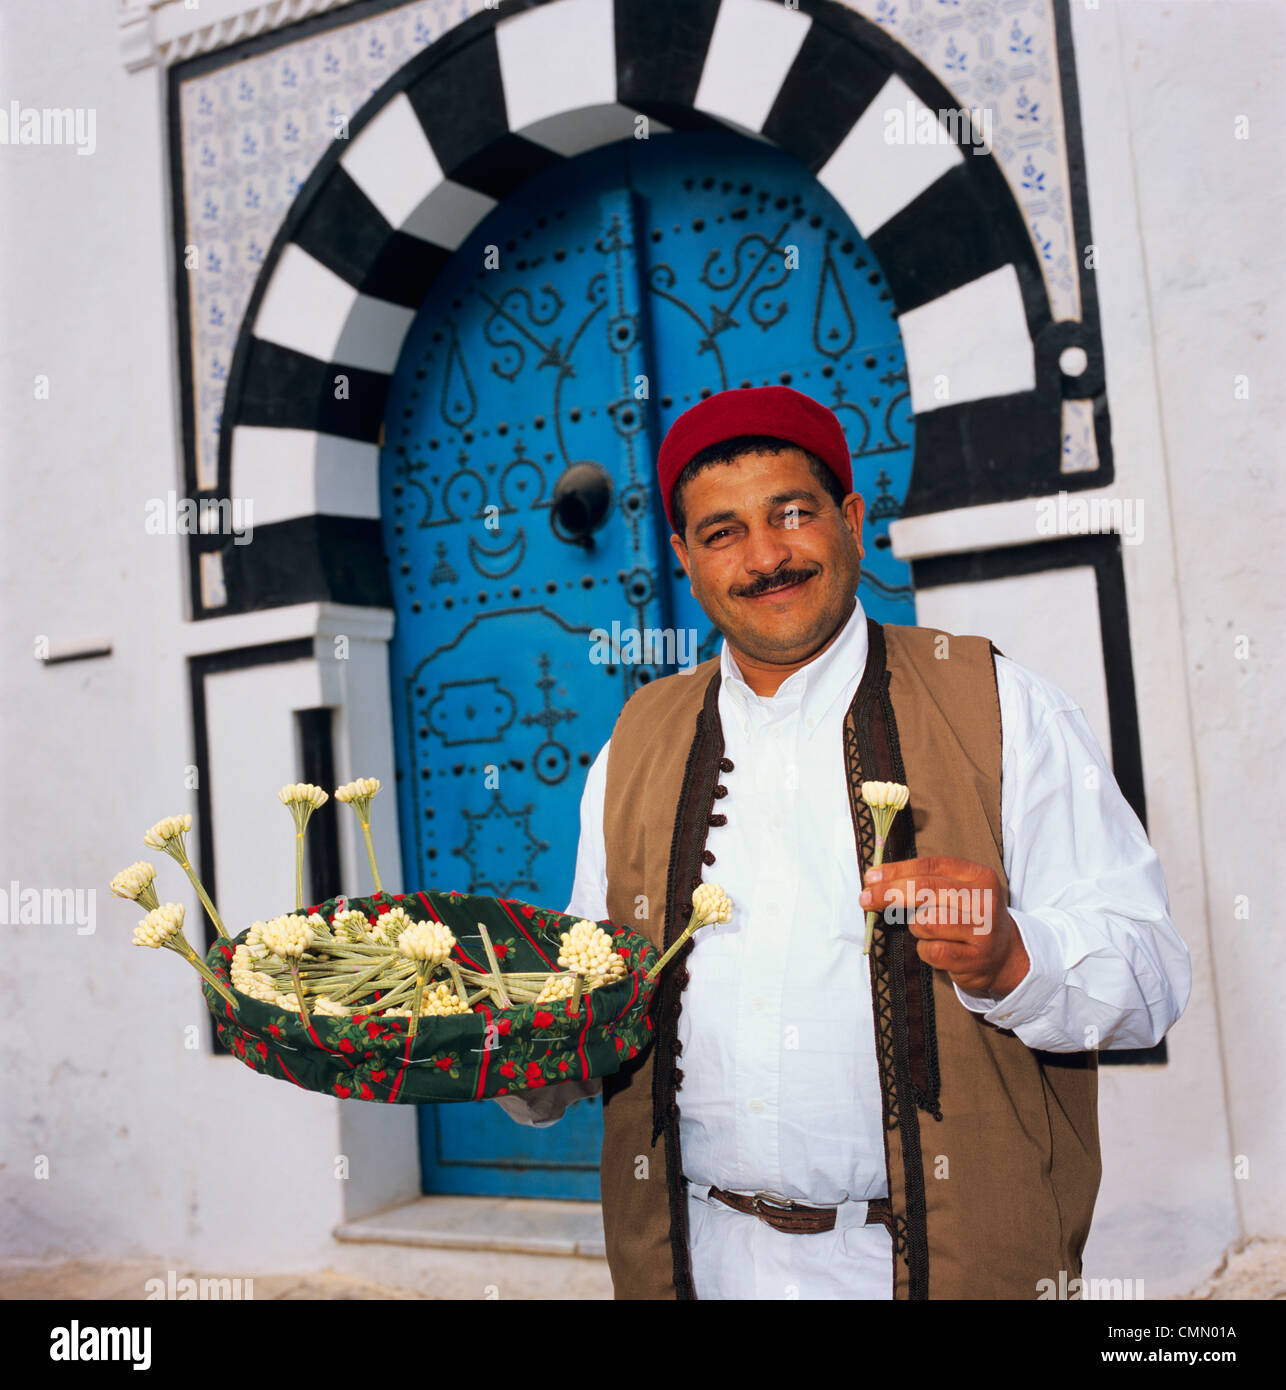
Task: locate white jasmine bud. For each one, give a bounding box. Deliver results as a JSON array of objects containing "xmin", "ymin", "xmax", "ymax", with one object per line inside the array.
[
  {"xmin": 557, "ymin": 920, "xmax": 626, "ymax": 986},
  {"xmin": 860, "ymin": 781, "xmax": 910, "ymax": 812},
  {"xmin": 398, "ymin": 919, "xmax": 456, "ymax": 967},
  {"xmin": 278, "ymin": 783, "xmax": 328, "ymax": 809},
  {"xmin": 132, "ymin": 902, "xmax": 185, "ymax": 949},
  {"xmin": 142, "ymin": 815, "xmax": 192, "ymax": 850},
  {"xmin": 260, "ymin": 913, "xmax": 315, "ymax": 960},
  {"xmin": 692, "ymin": 882, "xmax": 733, "ymax": 925},
  {"xmin": 334, "ymin": 778, "xmax": 380, "ymax": 804},
  {"xmin": 111, "ymin": 861, "xmax": 160, "ymax": 912}
]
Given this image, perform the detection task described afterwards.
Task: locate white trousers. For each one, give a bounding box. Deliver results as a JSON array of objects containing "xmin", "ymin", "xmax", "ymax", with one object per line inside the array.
[{"xmin": 685, "ymin": 1183, "xmax": 895, "ymax": 1300}]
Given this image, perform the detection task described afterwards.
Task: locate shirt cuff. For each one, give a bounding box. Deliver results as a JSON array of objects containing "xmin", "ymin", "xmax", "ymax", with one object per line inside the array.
[{"xmin": 952, "ymin": 908, "xmax": 1066, "ymax": 1031}]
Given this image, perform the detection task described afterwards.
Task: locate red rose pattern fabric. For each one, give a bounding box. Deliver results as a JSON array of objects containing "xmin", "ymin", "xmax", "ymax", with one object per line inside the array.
[{"xmin": 200, "ymin": 889, "xmax": 659, "ymax": 1105}]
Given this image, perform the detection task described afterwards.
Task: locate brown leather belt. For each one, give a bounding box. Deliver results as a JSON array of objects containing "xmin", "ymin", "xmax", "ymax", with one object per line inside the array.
[{"xmin": 707, "ymin": 1185, "xmax": 893, "ymax": 1236}]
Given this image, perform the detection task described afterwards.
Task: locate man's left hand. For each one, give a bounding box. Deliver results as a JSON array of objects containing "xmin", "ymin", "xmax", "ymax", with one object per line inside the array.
[{"xmin": 858, "ymin": 856, "xmax": 1030, "ymax": 999}]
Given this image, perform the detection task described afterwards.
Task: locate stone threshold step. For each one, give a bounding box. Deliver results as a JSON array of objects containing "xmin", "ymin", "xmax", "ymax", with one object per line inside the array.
[{"xmin": 335, "ymin": 1195, "xmax": 607, "ymax": 1260}]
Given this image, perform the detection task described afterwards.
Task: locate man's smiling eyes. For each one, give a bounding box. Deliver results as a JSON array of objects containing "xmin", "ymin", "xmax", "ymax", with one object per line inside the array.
[{"xmin": 701, "ymin": 509, "xmax": 815, "ymax": 545}]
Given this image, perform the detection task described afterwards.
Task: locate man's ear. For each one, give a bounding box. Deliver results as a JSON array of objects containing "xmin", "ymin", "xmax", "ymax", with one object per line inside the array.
[
  {"xmin": 669, "ymin": 531, "xmax": 691, "ymax": 582},
  {"xmin": 841, "ymin": 491, "xmax": 866, "ymax": 562}
]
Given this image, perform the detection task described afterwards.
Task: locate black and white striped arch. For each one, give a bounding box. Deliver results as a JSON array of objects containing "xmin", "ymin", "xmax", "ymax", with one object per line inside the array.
[{"xmin": 194, "ymin": 0, "xmax": 1109, "ymax": 618}]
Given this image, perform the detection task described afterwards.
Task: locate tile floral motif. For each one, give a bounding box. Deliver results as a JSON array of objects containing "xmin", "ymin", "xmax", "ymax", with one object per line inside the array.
[
  {"xmin": 177, "ymin": 0, "xmax": 486, "ymax": 488},
  {"xmin": 1060, "ymin": 398, "xmax": 1099, "ymax": 473},
  {"xmin": 861, "ymin": 0, "xmax": 1080, "ymax": 321}
]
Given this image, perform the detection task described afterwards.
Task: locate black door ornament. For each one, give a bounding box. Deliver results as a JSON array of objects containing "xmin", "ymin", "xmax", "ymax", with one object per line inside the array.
[{"xmin": 550, "ymin": 461, "xmax": 615, "ymax": 549}]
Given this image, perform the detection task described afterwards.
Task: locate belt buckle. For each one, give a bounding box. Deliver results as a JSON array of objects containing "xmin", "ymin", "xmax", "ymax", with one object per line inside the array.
[{"xmin": 750, "ymin": 1191, "xmax": 798, "ymax": 1218}]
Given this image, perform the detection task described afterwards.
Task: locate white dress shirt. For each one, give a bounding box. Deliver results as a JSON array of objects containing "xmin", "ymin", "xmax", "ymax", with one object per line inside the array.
[{"xmin": 494, "ymin": 598, "xmax": 1191, "ymax": 1299}]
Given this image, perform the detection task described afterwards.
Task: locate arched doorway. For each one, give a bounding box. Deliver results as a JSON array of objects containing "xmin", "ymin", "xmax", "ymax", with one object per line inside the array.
[{"xmin": 384, "ymin": 128, "xmax": 915, "ymax": 1198}]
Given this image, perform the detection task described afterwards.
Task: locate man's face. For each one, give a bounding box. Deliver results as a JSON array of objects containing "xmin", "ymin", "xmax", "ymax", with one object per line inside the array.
[{"xmin": 669, "ymin": 448, "xmax": 866, "ymax": 666}]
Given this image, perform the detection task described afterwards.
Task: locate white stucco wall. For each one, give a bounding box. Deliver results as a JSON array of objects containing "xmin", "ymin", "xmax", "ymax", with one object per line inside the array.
[
  {"xmin": 1103, "ymin": 0, "xmax": 1285, "ymax": 1244},
  {"xmin": 1, "ymin": 0, "xmax": 1280, "ymax": 1294},
  {"xmin": 0, "ymin": 1, "xmax": 416, "ymax": 1272}
]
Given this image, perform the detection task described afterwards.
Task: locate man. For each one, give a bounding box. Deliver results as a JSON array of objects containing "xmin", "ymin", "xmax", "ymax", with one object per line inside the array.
[{"xmin": 496, "ymin": 386, "xmax": 1190, "ymax": 1300}]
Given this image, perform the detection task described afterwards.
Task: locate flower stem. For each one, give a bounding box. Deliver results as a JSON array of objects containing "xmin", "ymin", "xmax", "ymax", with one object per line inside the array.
[
  {"xmin": 333, "ymin": 959, "xmax": 395, "ymax": 1004},
  {"xmin": 178, "ymin": 855, "xmax": 228, "ymax": 940},
  {"xmin": 288, "ymin": 960, "xmax": 311, "ymax": 1025},
  {"xmin": 295, "ymin": 830, "xmax": 305, "ymax": 912},
  {"xmin": 374, "ymin": 976, "xmax": 418, "ymax": 1010},
  {"xmin": 644, "ymin": 906, "xmax": 705, "ymax": 984},
  {"xmin": 862, "ymin": 815, "xmax": 895, "ymax": 954},
  {"xmin": 475, "ymin": 922, "xmax": 511, "ymax": 1008},
  {"xmin": 408, "ymin": 967, "xmax": 427, "ymax": 1039},
  {"xmin": 569, "ymin": 971, "xmax": 584, "ymax": 1018},
  {"xmin": 445, "ymin": 959, "xmax": 470, "ymax": 1010},
  {"xmin": 171, "ymin": 938, "xmax": 237, "ymax": 1008},
  {"xmin": 468, "ymin": 970, "xmax": 555, "ymax": 980},
  {"xmin": 358, "ymin": 819, "xmax": 382, "ymax": 895}
]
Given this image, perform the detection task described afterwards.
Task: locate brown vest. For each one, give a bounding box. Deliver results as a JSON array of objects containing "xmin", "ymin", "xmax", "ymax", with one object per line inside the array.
[{"xmin": 598, "ymin": 619, "xmax": 1100, "ymax": 1299}]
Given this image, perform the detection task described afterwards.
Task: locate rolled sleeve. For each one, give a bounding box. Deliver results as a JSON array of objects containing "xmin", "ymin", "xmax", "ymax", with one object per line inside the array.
[
  {"xmin": 952, "ymin": 907, "xmax": 1066, "ymax": 1026},
  {"xmin": 983, "ymin": 659, "xmax": 1193, "ymax": 1053}
]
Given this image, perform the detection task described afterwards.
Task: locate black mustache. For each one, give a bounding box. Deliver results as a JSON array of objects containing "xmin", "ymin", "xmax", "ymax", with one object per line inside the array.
[{"xmin": 733, "ymin": 569, "xmax": 816, "ymax": 598}]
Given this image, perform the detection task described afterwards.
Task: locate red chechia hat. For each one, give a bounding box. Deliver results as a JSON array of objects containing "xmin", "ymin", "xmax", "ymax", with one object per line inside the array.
[{"xmin": 656, "ymin": 385, "xmax": 853, "ymax": 533}]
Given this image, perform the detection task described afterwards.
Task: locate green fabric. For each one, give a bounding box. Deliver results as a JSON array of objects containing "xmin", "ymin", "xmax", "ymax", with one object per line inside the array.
[{"xmin": 201, "ymin": 890, "xmax": 659, "ymax": 1104}]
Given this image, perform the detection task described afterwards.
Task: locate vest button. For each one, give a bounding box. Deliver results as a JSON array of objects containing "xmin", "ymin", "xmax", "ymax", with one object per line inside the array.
[
  {"xmin": 713, "ymin": 784, "xmax": 728, "ymax": 798},
  {"xmin": 701, "ymin": 849, "xmax": 716, "ymax": 865},
  {"xmin": 719, "ymin": 757, "xmax": 734, "ymax": 772}
]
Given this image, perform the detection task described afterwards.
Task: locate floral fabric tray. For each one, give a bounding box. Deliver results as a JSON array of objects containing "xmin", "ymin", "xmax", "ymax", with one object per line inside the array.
[{"xmin": 200, "ymin": 890, "xmax": 660, "ymax": 1104}]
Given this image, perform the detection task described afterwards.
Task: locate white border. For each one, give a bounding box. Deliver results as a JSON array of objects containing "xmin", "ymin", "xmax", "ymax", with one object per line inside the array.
[{"xmin": 119, "ymin": 0, "xmax": 358, "ymax": 71}]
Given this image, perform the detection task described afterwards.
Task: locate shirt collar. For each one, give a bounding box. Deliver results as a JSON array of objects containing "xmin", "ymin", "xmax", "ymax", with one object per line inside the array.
[{"xmin": 719, "ymin": 595, "xmax": 869, "ymax": 728}]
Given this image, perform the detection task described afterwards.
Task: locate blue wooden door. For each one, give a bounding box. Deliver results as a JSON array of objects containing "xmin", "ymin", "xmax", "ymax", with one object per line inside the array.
[{"xmin": 379, "ymin": 131, "xmax": 915, "ymax": 1199}]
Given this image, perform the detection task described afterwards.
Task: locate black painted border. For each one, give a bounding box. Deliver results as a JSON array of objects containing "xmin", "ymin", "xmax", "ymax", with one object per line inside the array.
[
  {"xmin": 188, "ymin": 638, "xmax": 317, "ymax": 1052},
  {"xmin": 912, "ymin": 535, "xmax": 1164, "ymax": 1066},
  {"xmin": 298, "ymin": 706, "xmax": 342, "ymax": 906}
]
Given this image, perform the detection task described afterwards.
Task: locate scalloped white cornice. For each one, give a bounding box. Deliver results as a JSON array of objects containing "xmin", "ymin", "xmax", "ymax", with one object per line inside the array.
[{"xmin": 119, "ymin": 0, "xmax": 358, "ymax": 71}]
